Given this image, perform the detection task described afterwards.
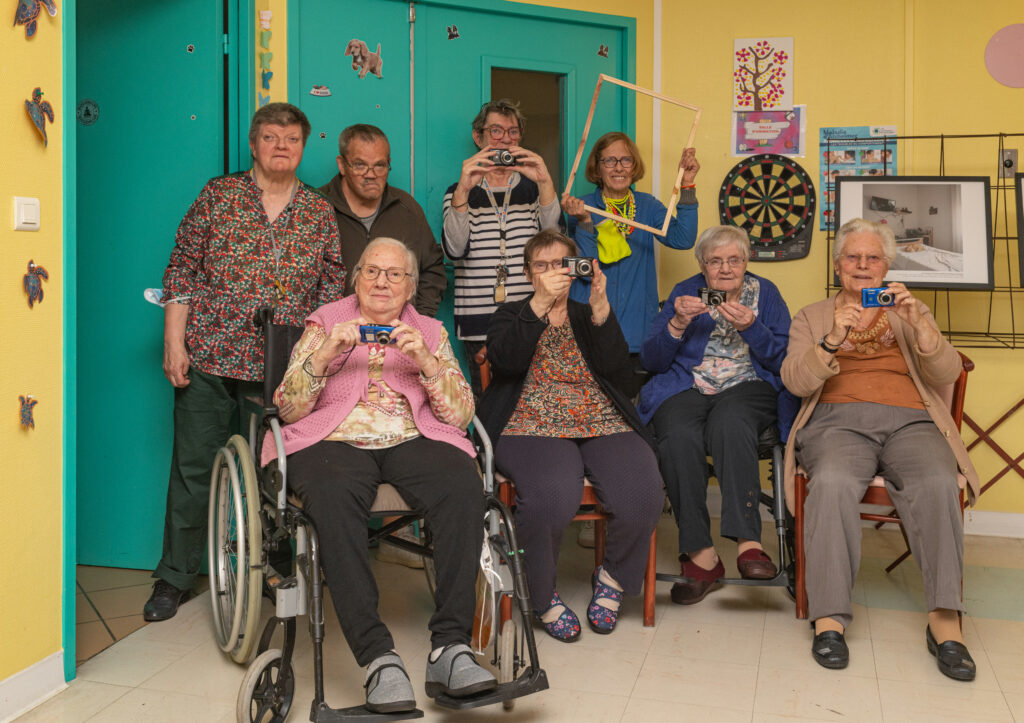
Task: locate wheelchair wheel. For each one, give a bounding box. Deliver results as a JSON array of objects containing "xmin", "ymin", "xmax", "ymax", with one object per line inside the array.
[
  {"xmin": 498, "ymin": 618, "xmax": 518, "ymax": 711},
  {"xmin": 209, "ymin": 434, "xmax": 264, "ymax": 664},
  {"xmin": 236, "ymin": 648, "xmax": 295, "ymax": 723}
]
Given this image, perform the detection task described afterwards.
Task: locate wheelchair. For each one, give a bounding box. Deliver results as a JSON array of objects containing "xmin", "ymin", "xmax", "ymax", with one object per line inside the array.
[
  {"xmin": 207, "ymin": 308, "xmax": 548, "ymax": 722},
  {"xmin": 655, "ymin": 425, "xmax": 798, "ymax": 599}
]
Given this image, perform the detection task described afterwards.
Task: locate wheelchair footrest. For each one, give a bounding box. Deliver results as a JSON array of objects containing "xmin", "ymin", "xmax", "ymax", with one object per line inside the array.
[
  {"xmin": 430, "ymin": 667, "xmax": 549, "ymax": 710},
  {"xmin": 312, "ymin": 702, "xmax": 424, "ymax": 722}
]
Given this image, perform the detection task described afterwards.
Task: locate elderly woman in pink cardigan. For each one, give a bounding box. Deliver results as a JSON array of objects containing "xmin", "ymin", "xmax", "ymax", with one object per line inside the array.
[{"xmin": 265, "ymin": 237, "xmax": 495, "ymax": 713}]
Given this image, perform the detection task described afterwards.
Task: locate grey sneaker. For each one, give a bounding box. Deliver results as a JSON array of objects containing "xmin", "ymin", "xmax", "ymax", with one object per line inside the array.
[
  {"xmin": 365, "ymin": 652, "xmax": 416, "ymax": 713},
  {"xmin": 424, "ymin": 643, "xmax": 497, "ymax": 699}
]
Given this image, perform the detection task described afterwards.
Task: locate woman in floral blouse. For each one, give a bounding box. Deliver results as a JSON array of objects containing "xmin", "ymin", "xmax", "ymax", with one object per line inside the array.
[
  {"xmin": 477, "ymin": 229, "xmax": 663, "ymax": 641},
  {"xmin": 265, "ymin": 237, "xmax": 495, "ymax": 713},
  {"xmin": 145, "ymin": 102, "xmax": 345, "ymax": 624}
]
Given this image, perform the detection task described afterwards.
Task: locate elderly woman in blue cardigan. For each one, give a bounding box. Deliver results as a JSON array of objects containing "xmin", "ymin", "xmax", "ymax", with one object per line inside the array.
[
  {"xmin": 637, "ymin": 225, "xmax": 796, "ymax": 605},
  {"xmin": 562, "ymin": 132, "xmax": 699, "ymax": 360}
]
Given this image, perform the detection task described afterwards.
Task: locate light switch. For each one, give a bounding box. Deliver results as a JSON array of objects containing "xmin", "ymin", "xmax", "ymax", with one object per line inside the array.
[{"xmin": 14, "ymin": 196, "xmax": 41, "ymax": 231}]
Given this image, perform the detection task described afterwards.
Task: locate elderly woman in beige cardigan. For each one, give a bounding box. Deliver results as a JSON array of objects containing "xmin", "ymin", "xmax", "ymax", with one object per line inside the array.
[{"xmin": 782, "ymin": 218, "xmax": 979, "ymax": 681}]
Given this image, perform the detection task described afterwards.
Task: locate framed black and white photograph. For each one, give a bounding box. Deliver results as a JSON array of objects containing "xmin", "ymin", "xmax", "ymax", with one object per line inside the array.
[
  {"xmin": 1016, "ymin": 172, "xmax": 1024, "ymax": 288},
  {"xmin": 835, "ymin": 176, "xmax": 993, "ymax": 289}
]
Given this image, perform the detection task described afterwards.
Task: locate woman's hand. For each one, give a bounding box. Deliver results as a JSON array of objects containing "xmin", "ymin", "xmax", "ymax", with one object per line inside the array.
[
  {"xmin": 561, "ymin": 191, "xmax": 589, "ymax": 224},
  {"xmin": 511, "ymin": 146, "xmax": 556, "ymax": 204},
  {"xmin": 888, "ymin": 282, "xmax": 940, "ymax": 352},
  {"xmin": 452, "ymin": 148, "xmax": 497, "ymax": 205},
  {"xmin": 827, "ymin": 299, "xmax": 861, "ymax": 347},
  {"xmin": 390, "ymin": 320, "xmax": 440, "ymax": 377},
  {"xmin": 668, "ymin": 294, "xmax": 709, "ymax": 336},
  {"xmin": 679, "ymin": 147, "xmax": 700, "ymax": 185},
  {"xmin": 529, "ymin": 265, "xmax": 572, "ymax": 318},
  {"xmin": 589, "ymin": 265, "xmax": 611, "ymax": 325},
  {"xmin": 163, "ymin": 341, "xmax": 190, "ymax": 388},
  {"xmin": 717, "ymin": 300, "xmax": 755, "ymax": 331},
  {"xmin": 309, "ymin": 320, "xmax": 361, "ymax": 375}
]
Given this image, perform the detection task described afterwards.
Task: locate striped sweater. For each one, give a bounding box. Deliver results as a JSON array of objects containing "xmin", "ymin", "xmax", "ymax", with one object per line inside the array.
[{"xmin": 441, "ymin": 173, "xmax": 562, "ymax": 341}]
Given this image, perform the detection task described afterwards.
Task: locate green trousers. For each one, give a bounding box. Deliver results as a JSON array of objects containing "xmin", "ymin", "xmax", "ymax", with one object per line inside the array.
[{"xmin": 154, "ymin": 367, "xmax": 261, "ymax": 591}]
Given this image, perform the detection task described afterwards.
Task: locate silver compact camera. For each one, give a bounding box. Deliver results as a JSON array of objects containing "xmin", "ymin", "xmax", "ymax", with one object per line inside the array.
[
  {"xmin": 490, "ymin": 149, "xmax": 517, "ymax": 166},
  {"xmin": 698, "ymin": 287, "xmax": 726, "ymax": 307},
  {"xmin": 562, "ymin": 256, "xmax": 595, "ymax": 278}
]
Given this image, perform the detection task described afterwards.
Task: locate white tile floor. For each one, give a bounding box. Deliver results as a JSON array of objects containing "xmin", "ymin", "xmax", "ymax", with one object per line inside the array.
[{"xmin": 19, "ymin": 516, "xmax": 1024, "ymax": 722}]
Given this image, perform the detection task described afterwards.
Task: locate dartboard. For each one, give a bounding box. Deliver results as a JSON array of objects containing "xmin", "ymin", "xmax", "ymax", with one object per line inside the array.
[{"xmin": 718, "ymin": 154, "xmax": 816, "ymax": 261}]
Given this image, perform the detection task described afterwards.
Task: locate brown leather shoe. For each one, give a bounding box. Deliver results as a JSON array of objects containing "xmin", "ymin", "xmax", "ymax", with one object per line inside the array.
[
  {"xmin": 670, "ymin": 555, "xmax": 725, "ymax": 605},
  {"xmin": 737, "ymin": 549, "xmax": 777, "ymax": 580}
]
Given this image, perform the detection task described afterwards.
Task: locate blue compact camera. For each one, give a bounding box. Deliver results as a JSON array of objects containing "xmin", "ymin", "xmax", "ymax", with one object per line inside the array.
[
  {"xmin": 358, "ymin": 325, "xmax": 397, "ymax": 344},
  {"xmin": 861, "ymin": 287, "xmax": 895, "ymax": 308}
]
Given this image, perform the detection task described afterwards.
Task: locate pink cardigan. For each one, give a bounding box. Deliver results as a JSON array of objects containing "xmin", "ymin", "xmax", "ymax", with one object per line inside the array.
[{"xmin": 260, "ymin": 295, "xmax": 476, "ymax": 466}]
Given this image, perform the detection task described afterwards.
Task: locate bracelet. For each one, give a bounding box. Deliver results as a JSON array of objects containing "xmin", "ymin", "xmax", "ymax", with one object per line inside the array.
[
  {"xmin": 668, "ymin": 320, "xmax": 687, "ymax": 334},
  {"xmin": 818, "ymin": 336, "xmax": 840, "ymax": 354},
  {"xmin": 679, "ymin": 183, "xmax": 696, "ymax": 190},
  {"xmin": 450, "ymin": 200, "xmax": 469, "ymax": 209}
]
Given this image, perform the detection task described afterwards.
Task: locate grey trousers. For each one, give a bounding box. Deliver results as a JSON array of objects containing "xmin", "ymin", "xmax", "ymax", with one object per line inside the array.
[{"xmin": 795, "ymin": 403, "xmax": 964, "ymax": 629}]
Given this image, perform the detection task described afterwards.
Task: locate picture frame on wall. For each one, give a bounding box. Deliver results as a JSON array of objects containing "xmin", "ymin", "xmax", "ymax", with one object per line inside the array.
[
  {"xmin": 1016, "ymin": 173, "xmax": 1024, "ymax": 288},
  {"xmin": 834, "ymin": 176, "xmax": 993, "ymax": 290}
]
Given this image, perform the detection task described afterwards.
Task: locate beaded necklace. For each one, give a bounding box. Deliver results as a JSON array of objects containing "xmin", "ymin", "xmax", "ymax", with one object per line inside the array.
[{"xmin": 603, "ymin": 191, "xmax": 636, "ymax": 237}]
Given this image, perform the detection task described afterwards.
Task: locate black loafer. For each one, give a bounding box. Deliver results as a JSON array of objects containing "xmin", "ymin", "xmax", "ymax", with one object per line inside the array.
[
  {"xmin": 811, "ymin": 630, "xmax": 849, "ymax": 669},
  {"xmin": 926, "ymin": 625, "xmax": 976, "ymax": 681},
  {"xmin": 143, "ymin": 579, "xmax": 191, "ymax": 622}
]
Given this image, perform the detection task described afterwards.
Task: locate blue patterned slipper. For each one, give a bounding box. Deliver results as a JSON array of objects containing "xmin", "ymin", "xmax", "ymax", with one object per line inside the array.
[
  {"xmin": 536, "ymin": 592, "xmax": 581, "ymax": 643},
  {"xmin": 587, "ymin": 566, "xmax": 623, "ymax": 634}
]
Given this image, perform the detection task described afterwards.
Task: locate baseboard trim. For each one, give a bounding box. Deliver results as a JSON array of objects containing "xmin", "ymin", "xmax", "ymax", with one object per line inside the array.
[
  {"xmin": 0, "ymin": 651, "xmax": 66, "ymax": 722},
  {"xmin": 703, "ymin": 487, "xmax": 1024, "ymax": 539}
]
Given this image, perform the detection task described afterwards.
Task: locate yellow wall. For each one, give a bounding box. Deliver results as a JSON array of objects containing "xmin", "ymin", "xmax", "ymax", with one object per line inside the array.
[
  {"xmin": 0, "ymin": 12, "xmax": 65, "ymax": 682},
  {"xmin": 255, "ymin": 0, "xmax": 288, "ymax": 104},
  {"xmin": 658, "ymin": 0, "xmax": 1024, "ymax": 514}
]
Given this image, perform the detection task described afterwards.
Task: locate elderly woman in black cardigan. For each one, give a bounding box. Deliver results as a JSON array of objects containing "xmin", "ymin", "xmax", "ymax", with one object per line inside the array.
[{"xmin": 477, "ymin": 229, "xmax": 663, "ymax": 642}]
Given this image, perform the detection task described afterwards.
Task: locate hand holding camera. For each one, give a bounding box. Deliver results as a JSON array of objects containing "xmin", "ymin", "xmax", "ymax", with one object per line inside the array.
[
  {"xmin": 387, "ymin": 320, "xmax": 441, "ymax": 377},
  {"xmin": 309, "ymin": 320, "xmax": 363, "ymax": 375}
]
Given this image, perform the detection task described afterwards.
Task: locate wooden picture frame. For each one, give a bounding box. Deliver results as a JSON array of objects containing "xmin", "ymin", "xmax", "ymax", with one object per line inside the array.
[{"xmin": 563, "ymin": 74, "xmax": 702, "ymax": 237}]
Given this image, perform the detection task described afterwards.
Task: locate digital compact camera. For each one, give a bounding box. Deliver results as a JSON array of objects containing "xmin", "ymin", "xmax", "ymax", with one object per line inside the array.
[
  {"xmin": 490, "ymin": 149, "xmax": 517, "ymax": 166},
  {"xmin": 358, "ymin": 325, "xmax": 397, "ymax": 344},
  {"xmin": 561, "ymin": 256, "xmax": 595, "ymax": 278},
  {"xmin": 698, "ymin": 287, "xmax": 727, "ymax": 307},
  {"xmin": 861, "ymin": 287, "xmax": 895, "ymax": 308}
]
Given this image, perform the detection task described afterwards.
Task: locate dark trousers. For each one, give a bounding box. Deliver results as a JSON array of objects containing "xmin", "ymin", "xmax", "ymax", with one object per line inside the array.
[
  {"xmin": 155, "ymin": 367, "xmax": 261, "ymax": 591},
  {"xmin": 495, "ymin": 433, "xmax": 663, "ymax": 611},
  {"xmin": 288, "ymin": 436, "xmax": 484, "ymax": 667},
  {"xmin": 651, "ymin": 381, "xmax": 777, "ymax": 555},
  {"xmin": 462, "ymin": 339, "xmax": 486, "ymax": 399}
]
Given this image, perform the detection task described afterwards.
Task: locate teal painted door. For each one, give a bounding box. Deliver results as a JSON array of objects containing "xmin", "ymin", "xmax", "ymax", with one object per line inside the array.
[{"xmin": 76, "ymin": 1, "xmax": 235, "ymax": 568}]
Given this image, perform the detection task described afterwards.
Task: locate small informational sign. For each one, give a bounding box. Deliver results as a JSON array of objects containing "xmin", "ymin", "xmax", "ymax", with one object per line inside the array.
[
  {"xmin": 732, "ymin": 105, "xmax": 805, "ymax": 156},
  {"xmin": 818, "ymin": 125, "xmax": 898, "ymax": 230}
]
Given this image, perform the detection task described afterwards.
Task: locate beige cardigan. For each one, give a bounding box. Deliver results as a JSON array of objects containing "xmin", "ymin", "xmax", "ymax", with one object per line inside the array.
[{"xmin": 781, "ymin": 296, "xmax": 979, "ymax": 514}]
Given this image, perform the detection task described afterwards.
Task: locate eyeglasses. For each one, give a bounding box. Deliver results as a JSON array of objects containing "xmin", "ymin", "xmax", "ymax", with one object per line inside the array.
[
  {"xmin": 840, "ymin": 253, "xmax": 885, "ymax": 266},
  {"xmin": 598, "ymin": 156, "xmax": 635, "ymax": 169},
  {"xmin": 261, "ymin": 133, "xmax": 303, "ymax": 146},
  {"xmin": 344, "ymin": 158, "xmax": 391, "ymax": 176},
  {"xmin": 704, "ymin": 256, "xmax": 745, "ymax": 270},
  {"xmin": 528, "ymin": 260, "xmax": 559, "ymax": 273},
  {"xmin": 357, "ymin": 265, "xmax": 411, "ymax": 283},
  {"xmin": 482, "ymin": 125, "xmax": 521, "ymax": 140}
]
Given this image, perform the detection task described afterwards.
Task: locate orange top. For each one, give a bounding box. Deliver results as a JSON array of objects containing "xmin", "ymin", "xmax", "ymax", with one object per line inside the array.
[{"xmin": 819, "ymin": 311, "xmax": 925, "ymax": 410}]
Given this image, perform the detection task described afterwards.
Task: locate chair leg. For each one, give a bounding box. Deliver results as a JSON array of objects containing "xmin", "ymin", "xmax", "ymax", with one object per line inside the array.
[
  {"xmin": 643, "ymin": 529, "xmax": 656, "ymax": 627},
  {"xmin": 794, "ymin": 474, "xmax": 808, "ymax": 619},
  {"xmin": 594, "ymin": 519, "xmax": 607, "ymax": 568},
  {"xmin": 884, "ymin": 521, "xmax": 913, "ymax": 573}
]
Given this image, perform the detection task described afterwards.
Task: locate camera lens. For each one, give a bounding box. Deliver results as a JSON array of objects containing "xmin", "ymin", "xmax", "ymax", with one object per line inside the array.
[
  {"xmin": 577, "ymin": 259, "xmax": 593, "ymax": 276},
  {"xmin": 708, "ymin": 294, "xmax": 722, "ymax": 306},
  {"xmin": 375, "ymin": 330, "xmax": 391, "ymax": 344},
  {"xmin": 878, "ymin": 291, "xmax": 894, "ymax": 305}
]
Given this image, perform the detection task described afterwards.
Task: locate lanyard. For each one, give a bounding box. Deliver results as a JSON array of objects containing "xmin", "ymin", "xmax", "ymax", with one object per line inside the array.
[
  {"xmin": 481, "ymin": 174, "xmax": 515, "ymax": 260},
  {"xmin": 252, "ymin": 171, "xmax": 298, "ymax": 302}
]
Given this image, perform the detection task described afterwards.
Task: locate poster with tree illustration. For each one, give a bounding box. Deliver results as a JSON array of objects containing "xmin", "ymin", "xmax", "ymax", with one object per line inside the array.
[{"xmin": 733, "ymin": 37, "xmax": 794, "ymax": 112}]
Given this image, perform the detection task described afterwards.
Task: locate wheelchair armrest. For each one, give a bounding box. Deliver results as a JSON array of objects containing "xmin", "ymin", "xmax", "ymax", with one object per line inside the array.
[
  {"xmin": 470, "ymin": 414, "xmax": 496, "ymax": 496},
  {"xmin": 265, "ymin": 416, "xmax": 289, "ymax": 515}
]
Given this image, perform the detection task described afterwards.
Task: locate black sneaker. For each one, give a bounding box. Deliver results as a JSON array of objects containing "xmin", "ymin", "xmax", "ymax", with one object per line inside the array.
[{"xmin": 143, "ymin": 579, "xmax": 191, "ymax": 622}]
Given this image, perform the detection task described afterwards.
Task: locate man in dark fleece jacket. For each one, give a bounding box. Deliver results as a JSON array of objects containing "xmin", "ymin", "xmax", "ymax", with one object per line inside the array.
[{"xmin": 319, "ymin": 124, "xmax": 446, "ymax": 315}]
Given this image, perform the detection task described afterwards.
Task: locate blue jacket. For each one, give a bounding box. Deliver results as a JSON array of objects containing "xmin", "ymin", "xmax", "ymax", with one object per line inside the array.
[
  {"xmin": 567, "ymin": 189, "xmax": 697, "ymax": 352},
  {"xmin": 637, "ymin": 271, "xmax": 799, "ymax": 440}
]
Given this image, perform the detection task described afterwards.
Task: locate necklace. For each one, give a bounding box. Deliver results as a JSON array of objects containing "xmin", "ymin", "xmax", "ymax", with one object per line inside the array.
[
  {"xmin": 846, "ymin": 310, "xmax": 889, "ymax": 354},
  {"xmin": 603, "ymin": 191, "xmax": 636, "ymax": 237}
]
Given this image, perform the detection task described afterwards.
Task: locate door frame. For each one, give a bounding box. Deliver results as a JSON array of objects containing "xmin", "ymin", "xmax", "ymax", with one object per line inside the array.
[{"xmin": 62, "ymin": 0, "xmax": 254, "ymax": 679}]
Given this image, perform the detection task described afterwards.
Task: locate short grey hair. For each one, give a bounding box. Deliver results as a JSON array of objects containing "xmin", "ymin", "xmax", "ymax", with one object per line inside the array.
[
  {"xmin": 338, "ymin": 123, "xmax": 390, "ymax": 158},
  {"xmin": 471, "ymin": 98, "xmax": 526, "ymax": 136},
  {"xmin": 694, "ymin": 225, "xmax": 751, "ymax": 269},
  {"xmin": 355, "ymin": 237, "xmax": 418, "ymax": 294},
  {"xmin": 833, "ymin": 218, "xmax": 897, "ymax": 263},
  {"xmin": 248, "ymin": 102, "xmax": 311, "ymax": 147}
]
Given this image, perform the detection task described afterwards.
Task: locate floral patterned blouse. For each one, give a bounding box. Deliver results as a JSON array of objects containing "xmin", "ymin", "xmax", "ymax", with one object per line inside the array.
[
  {"xmin": 163, "ymin": 172, "xmax": 345, "ymax": 381},
  {"xmin": 503, "ymin": 321, "xmax": 630, "ymax": 438},
  {"xmin": 274, "ymin": 323, "xmax": 474, "ymax": 448}
]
